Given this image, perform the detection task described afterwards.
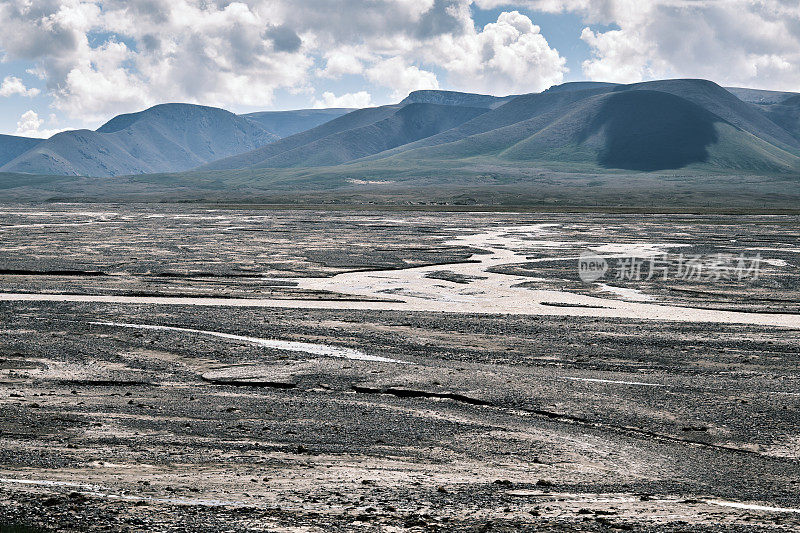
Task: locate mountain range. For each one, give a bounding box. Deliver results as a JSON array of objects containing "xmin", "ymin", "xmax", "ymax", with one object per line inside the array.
[
  {"xmin": 195, "ymin": 80, "xmax": 800, "ymax": 177},
  {"xmin": 1, "ymin": 80, "xmax": 800, "ymax": 206},
  {"xmin": 0, "ymin": 105, "xmax": 352, "ymax": 177}
]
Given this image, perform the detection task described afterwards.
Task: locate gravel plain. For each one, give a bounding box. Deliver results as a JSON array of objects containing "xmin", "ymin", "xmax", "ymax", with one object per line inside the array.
[{"xmin": 0, "ymin": 205, "xmax": 798, "ymax": 532}]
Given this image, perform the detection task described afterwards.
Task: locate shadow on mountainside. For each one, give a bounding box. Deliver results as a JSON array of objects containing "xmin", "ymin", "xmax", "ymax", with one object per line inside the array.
[{"xmin": 584, "ymin": 90, "xmax": 721, "ymax": 171}]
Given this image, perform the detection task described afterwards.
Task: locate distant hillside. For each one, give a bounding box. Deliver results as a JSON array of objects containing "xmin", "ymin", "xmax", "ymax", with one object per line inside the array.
[
  {"xmin": 0, "ymin": 104, "xmax": 279, "ymax": 177},
  {"xmin": 725, "ymin": 87, "xmax": 799, "ymax": 105},
  {"xmin": 249, "ymin": 103, "xmax": 488, "ymax": 168},
  {"xmin": 200, "ymin": 104, "xmax": 404, "ymax": 171},
  {"xmin": 204, "ymin": 79, "xmax": 800, "ymax": 176},
  {"xmin": 0, "ymin": 134, "xmax": 42, "ymax": 167},
  {"xmin": 624, "ymin": 79, "xmax": 799, "ymax": 152},
  {"xmin": 542, "ymin": 82, "xmax": 619, "ymax": 93},
  {"xmin": 241, "ymin": 108, "xmax": 353, "ymax": 138},
  {"xmin": 205, "ymin": 87, "xmax": 615, "ymax": 172},
  {"xmin": 751, "ymin": 95, "xmax": 800, "ymax": 141},
  {"xmin": 354, "ymin": 84, "xmax": 617, "ymax": 162},
  {"xmin": 344, "ymin": 80, "xmax": 800, "ymax": 173},
  {"xmin": 400, "ymin": 90, "xmax": 512, "ymax": 109},
  {"xmin": 495, "ymin": 89, "xmax": 797, "ymax": 172},
  {"xmin": 3, "ymin": 80, "xmax": 800, "ymax": 206}
]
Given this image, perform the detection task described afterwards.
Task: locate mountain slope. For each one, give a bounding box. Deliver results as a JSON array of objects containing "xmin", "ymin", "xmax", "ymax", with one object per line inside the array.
[
  {"xmin": 498, "ymin": 90, "xmax": 798, "ymax": 172},
  {"xmin": 195, "ymin": 79, "xmax": 800, "ymax": 178},
  {"xmin": 0, "ymin": 134, "xmax": 42, "ymax": 167},
  {"xmin": 400, "ymin": 90, "xmax": 512, "ymax": 109},
  {"xmin": 725, "ymin": 87, "xmax": 799, "ymax": 105},
  {"xmin": 1, "ymin": 104, "xmax": 278, "ymax": 176},
  {"xmin": 622, "ymin": 79, "xmax": 800, "ymax": 153},
  {"xmin": 241, "ymin": 108, "xmax": 353, "ymax": 138},
  {"xmin": 354, "ymin": 85, "xmax": 617, "ymax": 163},
  {"xmin": 757, "ymin": 95, "xmax": 800, "ymax": 139},
  {"xmin": 543, "ymin": 81, "xmax": 619, "ymax": 93},
  {"xmin": 249, "ymin": 103, "xmax": 488, "ymax": 168},
  {"xmin": 5, "ymin": 79, "xmax": 800, "ymax": 191},
  {"xmin": 338, "ymin": 80, "xmax": 800, "ymax": 173},
  {"xmin": 200, "ymin": 105, "xmax": 405, "ymax": 170},
  {"xmin": 4, "ymin": 80, "xmax": 800, "ymax": 206},
  {"xmin": 202, "ymin": 89, "xmax": 534, "ymax": 171}
]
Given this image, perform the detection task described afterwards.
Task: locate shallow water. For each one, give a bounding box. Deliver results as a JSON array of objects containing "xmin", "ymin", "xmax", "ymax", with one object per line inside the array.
[
  {"xmin": 90, "ymin": 321, "xmax": 411, "ymax": 364},
  {"xmin": 707, "ymin": 499, "xmax": 800, "ymax": 514},
  {"xmin": 1, "ymin": 222, "xmax": 798, "ymax": 327},
  {"xmin": 559, "ymin": 376, "xmax": 664, "ymax": 387},
  {"xmin": 596, "ymin": 283, "xmax": 654, "ymax": 302}
]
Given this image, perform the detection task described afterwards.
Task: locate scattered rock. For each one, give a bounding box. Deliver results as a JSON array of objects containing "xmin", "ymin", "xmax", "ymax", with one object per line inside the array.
[
  {"xmin": 403, "ymin": 514, "xmax": 426, "ymax": 527},
  {"xmin": 68, "ymin": 492, "xmax": 89, "ymax": 504},
  {"xmin": 42, "ymin": 496, "xmax": 62, "ymax": 507}
]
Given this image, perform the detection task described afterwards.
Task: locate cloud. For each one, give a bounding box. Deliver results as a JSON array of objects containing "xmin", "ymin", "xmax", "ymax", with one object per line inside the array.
[
  {"xmin": 318, "ymin": 47, "xmax": 370, "ymax": 78},
  {"xmin": 367, "ymin": 57, "xmax": 440, "ymax": 100},
  {"xmin": 14, "ymin": 110, "xmax": 66, "ymax": 138},
  {"xmin": 4, "ymin": 0, "xmax": 799, "ymax": 124},
  {"xmin": 15, "ymin": 110, "xmax": 44, "ymax": 137},
  {"xmin": 482, "ymin": 0, "xmax": 800, "ymax": 90},
  {"xmin": 273, "ymin": 0, "xmax": 450, "ymax": 48},
  {"xmin": 0, "ymin": 0, "xmax": 315, "ymax": 122},
  {"xmin": 424, "ymin": 10, "xmax": 566, "ymax": 94},
  {"xmin": 580, "ymin": 28, "xmax": 653, "ymax": 84},
  {"xmin": 265, "ymin": 24, "xmax": 302, "ymax": 53},
  {"xmin": 313, "ymin": 91, "xmax": 374, "ymax": 108},
  {"xmin": 52, "ymin": 40, "xmax": 150, "ymax": 120},
  {"xmin": 0, "ymin": 76, "xmax": 41, "ymax": 97},
  {"xmin": 0, "ymin": 1, "xmax": 570, "ymax": 121}
]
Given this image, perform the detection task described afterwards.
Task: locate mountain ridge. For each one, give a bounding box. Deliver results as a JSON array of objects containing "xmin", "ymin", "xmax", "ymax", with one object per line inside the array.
[
  {"xmin": 241, "ymin": 108, "xmax": 354, "ymax": 138},
  {"xmin": 2, "ymin": 79, "xmax": 800, "ymax": 191},
  {"xmin": 0, "ymin": 134, "xmax": 43, "ymax": 167},
  {"xmin": 200, "ymin": 79, "xmax": 800, "ymax": 177},
  {"xmin": 0, "ymin": 103, "xmax": 280, "ymax": 177}
]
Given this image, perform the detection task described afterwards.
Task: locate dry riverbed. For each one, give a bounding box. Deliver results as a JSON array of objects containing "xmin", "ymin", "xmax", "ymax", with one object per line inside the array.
[{"xmin": 0, "ymin": 205, "xmax": 798, "ymax": 531}]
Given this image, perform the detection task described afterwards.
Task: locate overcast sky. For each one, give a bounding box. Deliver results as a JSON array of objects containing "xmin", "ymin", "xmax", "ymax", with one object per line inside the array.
[{"xmin": 1, "ymin": 0, "xmax": 799, "ymax": 137}]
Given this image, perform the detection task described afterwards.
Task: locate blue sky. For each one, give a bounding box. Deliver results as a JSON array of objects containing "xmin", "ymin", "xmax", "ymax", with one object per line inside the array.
[{"xmin": 1, "ymin": 1, "xmax": 798, "ymax": 137}]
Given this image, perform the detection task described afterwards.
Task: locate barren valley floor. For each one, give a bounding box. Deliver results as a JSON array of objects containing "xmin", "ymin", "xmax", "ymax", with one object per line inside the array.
[{"xmin": 0, "ymin": 205, "xmax": 798, "ymax": 531}]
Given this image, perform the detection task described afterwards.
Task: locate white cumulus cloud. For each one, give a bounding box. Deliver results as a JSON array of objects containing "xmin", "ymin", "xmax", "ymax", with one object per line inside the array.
[
  {"xmin": 0, "ymin": 0, "xmax": 315, "ymax": 122},
  {"xmin": 0, "ymin": 76, "xmax": 41, "ymax": 97},
  {"xmin": 318, "ymin": 47, "xmax": 370, "ymax": 78},
  {"xmin": 366, "ymin": 57, "xmax": 440, "ymax": 100},
  {"xmin": 0, "ymin": 1, "xmax": 569, "ymax": 123},
  {"xmin": 481, "ymin": 0, "xmax": 800, "ymax": 89},
  {"xmin": 3, "ymin": 0, "xmax": 798, "ymax": 126},
  {"xmin": 424, "ymin": 10, "xmax": 566, "ymax": 94},
  {"xmin": 312, "ymin": 91, "xmax": 374, "ymax": 108},
  {"xmin": 579, "ymin": 28, "xmax": 655, "ymax": 84},
  {"xmin": 14, "ymin": 110, "xmax": 66, "ymax": 138}
]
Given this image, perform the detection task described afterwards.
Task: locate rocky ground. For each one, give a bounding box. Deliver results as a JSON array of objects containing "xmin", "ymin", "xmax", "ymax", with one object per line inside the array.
[{"xmin": 0, "ymin": 205, "xmax": 798, "ymax": 531}]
